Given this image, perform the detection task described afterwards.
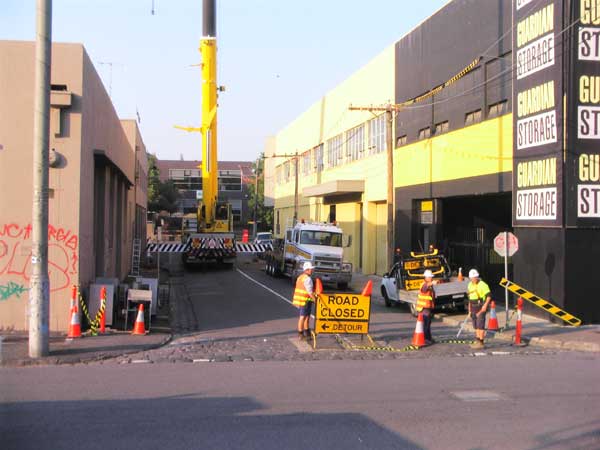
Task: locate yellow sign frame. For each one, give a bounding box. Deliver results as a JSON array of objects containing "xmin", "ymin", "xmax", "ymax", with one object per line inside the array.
[{"xmin": 315, "ymin": 293, "xmax": 371, "ymax": 335}]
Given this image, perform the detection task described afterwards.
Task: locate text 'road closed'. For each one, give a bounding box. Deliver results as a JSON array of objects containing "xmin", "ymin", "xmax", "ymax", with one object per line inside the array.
[{"xmin": 315, "ymin": 294, "xmax": 371, "ymax": 335}]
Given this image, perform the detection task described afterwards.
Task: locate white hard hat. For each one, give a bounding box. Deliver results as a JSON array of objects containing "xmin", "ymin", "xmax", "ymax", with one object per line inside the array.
[
  {"xmin": 469, "ymin": 269, "xmax": 480, "ymax": 278},
  {"xmin": 303, "ymin": 261, "xmax": 314, "ymax": 271},
  {"xmin": 423, "ymin": 270, "xmax": 434, "ymax": 278}
]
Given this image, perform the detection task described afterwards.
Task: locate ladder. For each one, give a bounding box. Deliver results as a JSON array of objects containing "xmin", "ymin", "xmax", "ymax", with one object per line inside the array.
[{"xmin": 131, "ymin": 238, "xmax": 141, "ymax": 276}]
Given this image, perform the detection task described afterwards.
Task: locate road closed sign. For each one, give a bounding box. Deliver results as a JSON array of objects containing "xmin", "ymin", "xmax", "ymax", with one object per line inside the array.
[{"xmin": 315, "ymin": 293, "xmax": 370, "ymax": 335}]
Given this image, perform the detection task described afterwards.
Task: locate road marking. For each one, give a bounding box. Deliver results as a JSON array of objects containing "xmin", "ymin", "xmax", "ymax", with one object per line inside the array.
[
  {"xmin": 451, "ymin": 390, "xmax": 503, "ymax": 402},
  {"xmin": 236, "ymin": 268, "xmax": 293, "ymax": 306}
]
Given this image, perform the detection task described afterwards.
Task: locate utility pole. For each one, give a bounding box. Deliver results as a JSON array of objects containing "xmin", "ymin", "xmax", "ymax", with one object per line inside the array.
[
  {"xmin": 253, "ymin": 168, "xmax": 258, "ymax": 238},
  {"xmin": 349, "ymin": 104, "xmax": 398, "ymax": 269},
  {"xmin": 30, "ymin": 0, "xmax": 52, "ymax": 358}
]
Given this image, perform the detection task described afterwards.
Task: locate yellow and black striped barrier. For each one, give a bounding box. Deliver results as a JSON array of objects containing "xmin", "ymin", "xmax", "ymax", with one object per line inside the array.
[
  {"xmin": 77, "ymin": 288, "xmax": 106, "ymax": 335},
  {"xmin": 499, "ymin": 278, "xmax": 582, "ymax": 326}
]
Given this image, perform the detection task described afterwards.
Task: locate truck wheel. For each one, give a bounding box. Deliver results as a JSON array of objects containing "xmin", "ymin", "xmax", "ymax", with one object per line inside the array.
[
  {"xmin": 409, "ymin": 303, "xmax": 419, "ymax": 318},
  {"xmin": 381, "ymin": 287, "xmax": 392, "ymax": 307},
  {"xmin": 265, "ymin": 260, "xmax": 271, "ymax": 275}
]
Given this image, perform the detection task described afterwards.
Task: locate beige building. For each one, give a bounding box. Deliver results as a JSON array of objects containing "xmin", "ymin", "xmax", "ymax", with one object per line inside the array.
[{"xmin": 0, "ymin": 41, "xmax": 148, "ymax": 331}]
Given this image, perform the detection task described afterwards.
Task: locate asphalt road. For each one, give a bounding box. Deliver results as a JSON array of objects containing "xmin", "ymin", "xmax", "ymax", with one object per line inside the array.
[{"xmin": 2, "ymin": 354, "xmax": 599, "ymax": 450}]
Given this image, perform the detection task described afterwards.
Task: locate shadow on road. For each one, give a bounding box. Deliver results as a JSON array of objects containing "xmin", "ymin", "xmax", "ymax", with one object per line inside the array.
[{"xmin": 2, "ymin": 395, "xmax": 425, "ymax": 450}]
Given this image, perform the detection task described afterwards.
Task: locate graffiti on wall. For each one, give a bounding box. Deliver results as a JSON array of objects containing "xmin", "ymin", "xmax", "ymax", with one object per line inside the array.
[
  {"xmin": 0, "ymin": 223, "xmax": 79, "ymax": 296},
  {"xmin": 0, "ymin": 281, "xmax": 28, "ymax": 301}
]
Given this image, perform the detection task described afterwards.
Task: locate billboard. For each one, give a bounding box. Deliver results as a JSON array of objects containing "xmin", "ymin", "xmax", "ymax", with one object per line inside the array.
[
  {"xmin": 566, "ymin": 0, "xmax": 600, "ymax": 226},
  {"xmin": 513, "ymin": 0, "xmax": 565, "ymax": 226}
]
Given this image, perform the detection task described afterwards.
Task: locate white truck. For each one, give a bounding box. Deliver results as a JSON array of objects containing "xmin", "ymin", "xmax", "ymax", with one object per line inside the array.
[
  {"xmin": 380, "ymin": 250, "xmax": 468, "ymax": 316},
  {"xmin": 264, "ymin": 221, "xmax": 353, "ymax": 288}
]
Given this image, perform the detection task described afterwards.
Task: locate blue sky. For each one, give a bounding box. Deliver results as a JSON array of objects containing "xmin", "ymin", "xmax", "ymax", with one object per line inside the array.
[{"xmin": 1, "ymin": 0, "xmax": 449, "ymax": 162}]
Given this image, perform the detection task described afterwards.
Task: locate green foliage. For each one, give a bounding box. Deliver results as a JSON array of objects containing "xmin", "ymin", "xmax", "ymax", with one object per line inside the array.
[
  {"xmin": 147, "ymin": 153, "xmax": 180, "ymax": 213},
  {"xmin": 247, "ymin": 154, "xmax": 273, "ymax": 231}
]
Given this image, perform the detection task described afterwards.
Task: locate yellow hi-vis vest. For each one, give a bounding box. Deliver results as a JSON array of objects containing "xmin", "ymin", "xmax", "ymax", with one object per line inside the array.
[
  {"xmin": 293, "ymin": 273, "xmax": 312, "ymax": 307},
  {"xmin": 416, "ymin": 282, "xmax": 434, "ymax": 312},
  {"xmin": 468, "ymin": 280, "xmax": 491, "ymax": 303}
]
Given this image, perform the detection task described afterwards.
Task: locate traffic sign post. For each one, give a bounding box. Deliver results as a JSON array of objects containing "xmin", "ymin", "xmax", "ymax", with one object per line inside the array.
[
  {"xmin": 313, "ymin": 292, "xmax": 371, "ymax": 348},
  {"xmin": 494, "ymin": 232, "xmax": 519, "ymax": 328}
]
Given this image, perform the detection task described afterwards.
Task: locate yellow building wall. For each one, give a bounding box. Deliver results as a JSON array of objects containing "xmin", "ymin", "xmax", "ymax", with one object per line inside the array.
[
  {"xmin": 271, "ymin": 44, "xmax": 395, "ymax": 274},
  {"xmin": 393, "ymin": 114, "xmax": 513, "ymax": 186}
]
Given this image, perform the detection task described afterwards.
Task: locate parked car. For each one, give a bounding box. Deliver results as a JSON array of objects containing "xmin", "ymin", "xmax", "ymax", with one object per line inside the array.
[
  {"xmin": 253, "ymin": 232, "xmax": 273, "ymax": 259},
  {"xmin": 253, "ymin": 232, "xmax": 273, "ymax": 246}
]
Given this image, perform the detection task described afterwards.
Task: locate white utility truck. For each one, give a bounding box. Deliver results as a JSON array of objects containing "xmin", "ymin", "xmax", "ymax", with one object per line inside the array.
[{"xmin": 264, "ymin": 221, "xmax": 353, "ymax": 288}]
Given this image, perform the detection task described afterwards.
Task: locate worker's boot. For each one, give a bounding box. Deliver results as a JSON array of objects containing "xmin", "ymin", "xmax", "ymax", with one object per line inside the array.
[
  {"xmin": 298, "ymin": 331, "xmax": 304, "ymax": 340},
  {"xmin": 470, "ymin": 339, "xmax": 484, "ymax": 349}
]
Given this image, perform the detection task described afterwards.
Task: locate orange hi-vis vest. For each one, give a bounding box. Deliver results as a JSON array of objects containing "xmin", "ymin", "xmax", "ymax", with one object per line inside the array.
[
  {"xmin": 293, "ymin": 273, "xmax": 312, "ymax": 307},
  {"xmin": 416, "ymin": 281, "xmax": 434, "ymax": 312}
]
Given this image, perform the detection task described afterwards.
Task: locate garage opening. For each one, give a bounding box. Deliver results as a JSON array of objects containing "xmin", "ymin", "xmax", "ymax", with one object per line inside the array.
[{"xmin": 441, "ymin": 192, "xmax": 512, "ymax": 294}]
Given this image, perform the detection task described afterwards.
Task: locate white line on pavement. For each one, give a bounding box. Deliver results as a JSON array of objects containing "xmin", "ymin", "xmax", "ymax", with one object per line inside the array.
[
  {"xmin": 236, "ymin": 268, "xmax": 316, "ymax": 319},
  {"xmin": 236, "ymin": 268, "xmax": 293, "ymax": 306}
]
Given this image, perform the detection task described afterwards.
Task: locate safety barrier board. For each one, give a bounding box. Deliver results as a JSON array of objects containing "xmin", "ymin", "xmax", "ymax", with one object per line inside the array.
[
  {"xmin": 146, "ymin": 242, "xmax": 273, "ymax": 253},
  {"xmin": 499, "ymin": 278, "xmax": 582, "ymax": 326}
]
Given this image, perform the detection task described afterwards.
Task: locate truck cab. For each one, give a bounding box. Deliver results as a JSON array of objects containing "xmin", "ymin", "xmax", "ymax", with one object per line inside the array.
[{"xmin": 264, "ymin": 221, "xmax": 352, "ymax": 289}]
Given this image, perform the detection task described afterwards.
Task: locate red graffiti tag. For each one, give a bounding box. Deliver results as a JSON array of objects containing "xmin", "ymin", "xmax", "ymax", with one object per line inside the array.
[{"xmin": 0, "ymin": 223, "xmax": 79, "ymax": 294}]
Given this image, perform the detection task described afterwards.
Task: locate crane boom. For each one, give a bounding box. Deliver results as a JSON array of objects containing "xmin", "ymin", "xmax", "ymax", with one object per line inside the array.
[
  {"xmin": 197, "ymin": 0, "xmax": 231, "ymax": 233},
  {"xmin": 181, "ymin": 0, "xmax": 236, "ymax": 268}
]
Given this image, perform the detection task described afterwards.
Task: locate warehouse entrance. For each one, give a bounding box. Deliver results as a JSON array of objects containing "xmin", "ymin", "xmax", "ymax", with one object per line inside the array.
[{"xmin": 441, "ymin": 192, "xmax": 512, "ymax": 292}]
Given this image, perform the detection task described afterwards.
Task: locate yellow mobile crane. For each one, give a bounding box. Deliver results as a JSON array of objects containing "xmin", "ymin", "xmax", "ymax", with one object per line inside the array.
[{"xmin": 180, "ymin": 0, "xmax": 236, "ymax": 266}]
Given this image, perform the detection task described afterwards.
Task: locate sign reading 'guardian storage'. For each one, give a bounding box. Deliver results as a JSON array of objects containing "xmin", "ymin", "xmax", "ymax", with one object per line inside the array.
[
  {"xmin": 566, "ymin": 0, "xmax": 600, "ymax": 226},
  {"xmin": 513, "ymin": 0, "xmax": 564, "ymax": 226}
]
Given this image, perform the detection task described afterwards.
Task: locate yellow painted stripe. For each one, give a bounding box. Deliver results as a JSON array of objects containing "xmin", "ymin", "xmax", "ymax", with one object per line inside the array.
[{"xmin": 499, "ymin": 278, "xmax": 582, "ymax": 326}]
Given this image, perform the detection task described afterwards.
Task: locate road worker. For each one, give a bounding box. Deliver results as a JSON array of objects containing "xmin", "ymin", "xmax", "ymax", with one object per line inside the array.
[
  {"xmin": 467, "ymin": 268, "xmax": 492, "ymax": 349},
  {"xmin": 416, "ymin": 269, "xmax": 437, "ymax": 344},
  {"xmin": 292, "ymin": 261, "xmax": 317, "ymax": 339}
]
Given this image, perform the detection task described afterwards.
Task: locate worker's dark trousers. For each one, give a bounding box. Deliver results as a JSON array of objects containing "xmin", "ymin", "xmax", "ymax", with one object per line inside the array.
[{"xmin": 421, "ymin": 308, "xmax": 433, "ymax": 341}]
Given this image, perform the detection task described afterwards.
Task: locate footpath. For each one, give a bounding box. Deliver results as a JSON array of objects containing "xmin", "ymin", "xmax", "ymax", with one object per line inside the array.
[
  {"xmin": 351, "ymin": 272, "xmax": 600, "ymax": 353},
  {"xmin": 2, "ymin": 270, "xmax": 598, "ymax": 367}
]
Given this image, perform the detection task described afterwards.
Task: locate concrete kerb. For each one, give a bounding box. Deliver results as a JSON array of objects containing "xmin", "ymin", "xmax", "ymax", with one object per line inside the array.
[
  {"xmin": 1, "ymin": 331, "xmax": 173, "ymax": 367},
  {"xmin": 439, "ymin": 314, "xmax": 600, "ymax": 353}
]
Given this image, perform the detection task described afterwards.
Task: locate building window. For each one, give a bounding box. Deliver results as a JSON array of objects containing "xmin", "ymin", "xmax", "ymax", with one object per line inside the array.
[
  {"xmin": 418, "ymin": 127, "xmax": 431, "ymax": 140},
  {"xmin": 302, "ymin": 150, "xmax": 312, "ymax": 176},
  {"xmin": 396, "ymin": 135, "xmax": 407, "ymax": 147},
  {"xmin": 327, "ymin": 133, "xmax": 344, "ymax": 168},
  {"xmin": 465, "ymin": 109, "xmax": 482, "ymax": 126},
  {"xmin": 169, "ymin": 169, "xmax": 185, "ymax": 180},
  {"xmin": 346, "ymin": 124, "xmax": 365, "ymax": 162},
  {"xmin": 314, "ymin": 144, "xmax": 324, "ymax": 173},
  {"xmin": 488, "ymin": 100, "xmax": 508, "ymax": 118},
  {"xmin": 284, "ymin": 161, "xmax": 291, "ymax": 181},
  {"xmin": 218, "ymin": 170, "xmax": 241, "ymax": 191},
  {"xmin": 229, "ymin": 199, "xmax": 242, "ymax": 223},
  {"xmin": 368, "ymin": 114, "xmax": 386, "ymax": 154},
  {"xmin": 434, "ymin": 121, "xmax": 449, "ymax": 135}
]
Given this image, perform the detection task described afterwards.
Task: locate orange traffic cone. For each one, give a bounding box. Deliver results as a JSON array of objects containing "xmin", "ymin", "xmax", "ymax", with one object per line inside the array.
[
  {"xmin": 487, "ymin": 300, "xmax": 499, "ymax": 331},
  {"xmin": 361, "ymin": 280, "xmax": 373, "ymax": 297},
  {"xmin": 67, "ymin": 306, "xmax": 82, "ymax": 339},
  {"xmin": 131, "ymin": 303, "xmax": 146, "ymax": 335},
  {"xmin": 315, "ymin": 278, "xmax": 323, "ymax": 296},
  {"xmin": 411, "ymin": 312, "xmax": 426, "ymax": 347},
  {"xmin": 99, "ymin": 286, "xmax": 106, "ymax": 334},
  {"xmin": 457, "ymin": 267, "xmax": 464, "ymax": 281}
]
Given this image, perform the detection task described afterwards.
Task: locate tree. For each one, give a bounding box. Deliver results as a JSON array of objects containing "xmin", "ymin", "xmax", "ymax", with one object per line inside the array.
[
  {"xmin": 247, "ymin": 154, "xmax": 273, "ymax": 231},
  {"xmin": 147, "ymin": 152, "xmax": 180, "ymax": 213}
]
